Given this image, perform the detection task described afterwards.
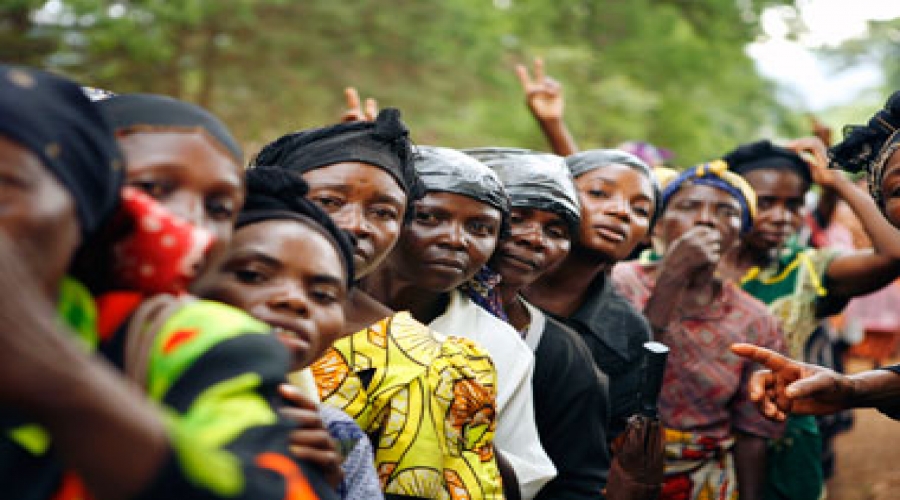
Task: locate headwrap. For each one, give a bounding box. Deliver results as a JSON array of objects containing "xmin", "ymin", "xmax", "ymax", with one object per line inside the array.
[
  {"xmin": 830, "ymin": 91, "xmax": 900, "ymax": 205},
  {"xmin": 565, "ymin": 148, "xmax": 662, "ymax": 229},
  {"xmin": 414, "ymin": 146, "xmax": 511, "ymax": 220},
  {"xmin": 252, "ymin": 109, "xmax": 424, "ymax": 208},
  {"xmin": 0, "ymin": 65, "xmax": 124, "ymax": 239},
  {"xmin": 239, "ymin": 167, "xmax": 356, "ymax": 287},
  {"xmin": 617, "ymin": 141, "xmax": 674, "ymax": 167},
  {"xmin": 96, "ymin": 93, "xmax": 243, "ymax": 162},
  {"xmin": 653, "ymin": 167, "xmax": 680, "ymax": 190},
  {"xmin": 463, "ymin": 147, "xmax": 580, "ymax": 234},
  {"xmin": 722, "ymin": 140, "xmax": 812, "ymax": 186},
  {"xmin": 661, "ymin": 160, "xmax": 757, "ymax": 233}
]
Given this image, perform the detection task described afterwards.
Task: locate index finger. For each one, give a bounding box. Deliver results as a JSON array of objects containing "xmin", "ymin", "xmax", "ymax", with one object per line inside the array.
[
  {"xmin": 279, "ymin": 383, "xmax": 319, "ymax": 410},
  {"xmin": 731, "ymin": 343, "xmax": 792, "ymax": 372},
  {"xmin": 515, "ymin": 63, "xmax": 532, "ymax": 88},
  {"xmin": 344, "ymin": 87, "xmax": 360, "ymax": 110}
]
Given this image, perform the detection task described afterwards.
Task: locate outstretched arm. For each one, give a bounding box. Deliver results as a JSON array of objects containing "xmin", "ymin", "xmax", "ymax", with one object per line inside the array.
[
  {"xmin": 731, "ymin": 343, "xmax": 900, "ymax": 421},
  {"xmin": 787, "ymin": 138, "xmax": 900, "ymax": 299},
  {"xmin": 515, "ymin": 57, "xmax": 579, "ymax": 156}
]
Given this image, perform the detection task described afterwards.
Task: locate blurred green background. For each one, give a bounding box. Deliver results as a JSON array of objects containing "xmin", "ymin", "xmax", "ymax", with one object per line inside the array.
[{"xmin": 3, "ymin": 0, "xmax": 898, "ymax": 165}]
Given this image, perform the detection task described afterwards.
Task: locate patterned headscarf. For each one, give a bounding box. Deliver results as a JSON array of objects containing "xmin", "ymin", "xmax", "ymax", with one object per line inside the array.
[{"xmin": 661, "ymin": 160, "xmax": 757, "ymax": 233}]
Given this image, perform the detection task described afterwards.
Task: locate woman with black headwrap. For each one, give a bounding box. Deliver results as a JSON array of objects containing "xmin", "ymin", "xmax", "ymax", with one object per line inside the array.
[
  {"xmin": 362, "ymin": 145, "xmax": 557, "ymax": 500},
  {"xmin": 0, "ymin": 66, "xmax": 334, "ymax": 500},
  {"xmin": 194, "ymin": 167, "xmax": 384, "ymax": 500},
  {"xmin": 463, "ymin": 148, "xmax": 612, "ymax": 500},
  {"xmin": 254, "ymin": 112, "xmax": 505, "ymax": 500}
]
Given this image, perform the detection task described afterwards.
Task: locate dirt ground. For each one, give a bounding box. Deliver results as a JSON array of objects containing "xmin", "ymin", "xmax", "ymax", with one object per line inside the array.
[{"xmin": 825, "ymin": 358, "xmax": 900, "ymax": 500}]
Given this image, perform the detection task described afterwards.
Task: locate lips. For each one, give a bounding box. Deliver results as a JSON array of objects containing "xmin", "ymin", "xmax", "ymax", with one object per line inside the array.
[
  {"xmin": 593, "ymin": 222, "xmax": 627, "ymax": 243},
  {"xmin": 499, "ymin": 252, "xmax": 541, "ymax": 272},
  {"xmin": 426, "ymin": 256, "xmax": 467, "ymax": 272}
]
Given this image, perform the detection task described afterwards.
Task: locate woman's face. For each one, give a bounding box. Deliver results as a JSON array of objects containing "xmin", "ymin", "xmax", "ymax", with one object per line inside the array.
[
  {"xmin": 391, "ymin": 192, "xmax": 503, "ymax": 292},
  {"xmin": 118, "ymin": 131, "xmax": 244, "ymax": 259},
  {"xmin": 654, "ymin": 184, "xmax": 743, "ymax": 254},
  {"xmin": 0, "ymin": 137, "xmax": 79, "ymax": 297},
  {"xmin": 192, "ymin": 220, "xmax": 347, "ymax": 369},
  {"xmin": 574, "ymin": 164, "xmax": 655, "ymax": 262},
  {"xmin": 489, "ymin": 207, "xmax": 571, "ymax": 291},
  {"xmin": 879, "ymin": 149, "xmax": 900, "ymax": 228},
  {"xmin": 741, "ymin": 168, "xmax": 808, "ymax": 252},
  {"xmin": 303, "ymin": 162, "xmax": 407, "ymax": 279}
]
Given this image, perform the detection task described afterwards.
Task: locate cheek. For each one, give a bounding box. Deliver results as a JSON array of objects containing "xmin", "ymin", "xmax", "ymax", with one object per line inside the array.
[
  {"xmin": 469, "ymin": 236, "xmax": 498, "ymax": 268},
  {"xmin": 883, "ymin": 200, "xmax": 900, "ymax": 228},
  {"xmin": 545, "ymin": 240, "xmax": 571, "ymax": 268}
]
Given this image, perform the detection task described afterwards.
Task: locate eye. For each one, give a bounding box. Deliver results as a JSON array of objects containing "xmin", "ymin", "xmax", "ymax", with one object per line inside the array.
[
  {"xmin": 234, "ymin": 268, "xmax": 267, "ymax": 284},
  {"xmin": 206, "ymin": 196, "xmax": 237, "ymax": 221},
  {"xmin": 509, "ymin": 213, "xmax": 525, "ymax": 225},
  {"xmin": 311, "ymin": 195, "xmax": 343, "ymax": 212},
  {"xmin": 546, "ymin": 225, "xmax": 568, "ymax": 239},
  {"xmin": 370, "ymin": 205, "xmax": 399, "ymax": 221},
  {"xmin": 415, "ymin": 211, "xmax": 439, "ymax": 225},
  {"xmin": 632, "ymin": 204, "xmax": 651, "ymax": 218},
  {"xmin": 587, "ymin": 189, "xmax": 609, "ymax": 199},
  {"xmin": 757, "ymin": 198, "xmax": 775, "ymax": 211},
  {"xmin": 129, "ymin": 179, "xmax": 173, "ymax": 200},
  {"xmin": 310, "ymin": 285, "xmax": 341, "ymax": 305},
  {"xmin": 467, "ymin": 220, "xmax": 496, "ymax": 237}
]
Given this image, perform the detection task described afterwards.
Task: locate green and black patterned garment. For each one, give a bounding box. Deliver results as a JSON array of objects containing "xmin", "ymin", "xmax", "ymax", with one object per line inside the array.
[{"xmin": 0, "ymin": 279, "xmax": 336, "ymax": 500}]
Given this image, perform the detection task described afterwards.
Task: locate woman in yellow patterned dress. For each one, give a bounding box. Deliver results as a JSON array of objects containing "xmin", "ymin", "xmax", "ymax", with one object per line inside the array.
[{"xmin": 253, "ymin": 110, "xmax": 504, "ymax": 500}]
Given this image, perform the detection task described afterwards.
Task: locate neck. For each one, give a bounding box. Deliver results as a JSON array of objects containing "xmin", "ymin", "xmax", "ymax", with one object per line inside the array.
[
  {"xmin": 496, "ymin": 281, "xmax": 530, "ymax": 331},
  {"xmin": 722, "ymin": 241, "xmax": 778, "ymax": 281},
  {"xmin": 342, "ymin": 288, "xmax": 394, "ymax": 336},
  {"xmin": 360, "ymin": 266, "xmax": 449, "ymax": 325},
  {"xmin": 524, "ymin": 244, "xmax": 613, "ymax": 317}
]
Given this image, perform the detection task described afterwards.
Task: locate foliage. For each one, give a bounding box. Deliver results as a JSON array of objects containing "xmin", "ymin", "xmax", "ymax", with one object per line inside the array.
[{"xmin": 3, "ymin": 0, "xmax": 803, "ymax": 164}]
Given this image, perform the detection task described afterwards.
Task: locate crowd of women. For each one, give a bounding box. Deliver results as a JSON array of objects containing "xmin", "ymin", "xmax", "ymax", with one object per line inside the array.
[{"xmin": 2, "ymin": 58, "xmax": 900, "ymax": 500}]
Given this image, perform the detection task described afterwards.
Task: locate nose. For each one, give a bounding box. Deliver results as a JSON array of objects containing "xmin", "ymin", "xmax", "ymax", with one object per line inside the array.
[
  {"xmin": 770, "ymin": 204, "xmax": 793, "ymax": 225},
  {"xmin": 601, "ymin": 194, "xmax": 629, "ymax": 221},
  {"xmin": 332, "ymin": 204, "xmax": 371, "ymax": 240},
  {"xmin": 266, "ymin": 282, "xmax": 311, "ymax": 319},
  {"xmin": 166, "ymin": 192, "xmax": 205, "ymax": 228},
  {"xmin": 438, "ymin": 220, "xmax": 467, "ymax": 250},
  {"xmin": 515, "ymin": 221, "xmax": 547, "ymax": 251},
  {"xmin": 694, "ymin": 204, "xmax": 717, "ymax": 228}
]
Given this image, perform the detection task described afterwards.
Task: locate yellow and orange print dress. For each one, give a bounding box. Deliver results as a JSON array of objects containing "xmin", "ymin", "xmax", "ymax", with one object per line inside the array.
[{"xmin": 312, "ymin": 311, "xmax": 503, "ymax": 500}]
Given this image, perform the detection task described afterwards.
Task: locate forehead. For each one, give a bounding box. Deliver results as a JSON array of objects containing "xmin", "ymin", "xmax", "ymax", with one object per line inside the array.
[
  {"xmin": 118, "ymin": 130, "xmax": 241, "ymax": 181},
  {"xmin": 232, "ymin": 220, "xmax": 346, "ymax": 277},
  {"xmin": 418, "ymin": 191, "xmax": 502, "ymax": 219},
  {"xmin": 576, "ymin": 164, "xmax": 653, "ymax": 192},
  {"xmin": 741, "ymin": 168, "xmax": 807, "ymax": 197},
  {"xmin": 304, "ymin": 162, "xmax": 405, "ymax": 196},
  {"xmin": 668, "ymin": 183, "xmax": 740, "ymax": 207},
  {"xmin": 509, "ymin": 206, "xmax": 565, "ymax": 223}
]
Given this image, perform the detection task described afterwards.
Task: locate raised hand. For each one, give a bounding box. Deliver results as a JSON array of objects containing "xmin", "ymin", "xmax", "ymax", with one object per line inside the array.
[
  {"xmin": 341, "ymin": 87, "xmax": 378, "ymax": 123},
  {"xmin": 279, "ymin": 384, "xmax": 344, "ymax": 488},
  {"xmin": 730, "ymin": 343, "xmax": 855, "ymax": 421},
  {"xmin": 785, "ymin": 136, "xmax": 842, "ymax": 188},
  {"xmin": 658, "ymin": 226, "xmax": 723, "ymax": 281},
  {"xmin": 515, "ymin": 57, "xmax": 564, "ymax": 122}
]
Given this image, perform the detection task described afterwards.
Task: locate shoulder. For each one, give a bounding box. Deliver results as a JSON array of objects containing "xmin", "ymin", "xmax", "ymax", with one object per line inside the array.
[{"xmin": 145, "ymin": 298, "xmax": 280, "ymax": 400}]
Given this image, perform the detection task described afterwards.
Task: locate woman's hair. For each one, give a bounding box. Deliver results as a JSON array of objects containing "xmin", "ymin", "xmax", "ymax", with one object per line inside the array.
[
  {"xmin": 239, "ymin": 167, "xmax": 357, "ymax": 286},
  {"xmin": 830, "ymin": 91, "xmax": 900, "ymax": 205}
]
